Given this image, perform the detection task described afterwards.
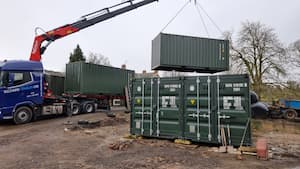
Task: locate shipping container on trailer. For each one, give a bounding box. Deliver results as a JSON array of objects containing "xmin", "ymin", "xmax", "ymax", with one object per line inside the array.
[
  {"xmin": 152, "ymin": 33, "xmax": 229, "ymax": 73},
  {"xmin": 64, "ymin": 61, "xmax": 134, "ymax": 108},
  {"xmin": 130, "ymin": 74, "xmax": 251, "ymax": 146},
  {"xmin": 65, "ymin": 62, "xmax": 134, "ymax": 95}
]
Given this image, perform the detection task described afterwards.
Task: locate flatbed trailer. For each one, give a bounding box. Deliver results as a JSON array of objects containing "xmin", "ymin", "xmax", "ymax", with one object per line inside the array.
[{"xmin": 268, "ymin": 99, "xmax": 300, "ymax": 121}]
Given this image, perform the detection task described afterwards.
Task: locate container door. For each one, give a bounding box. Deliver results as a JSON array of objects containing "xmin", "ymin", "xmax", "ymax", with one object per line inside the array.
[
  {"xmin": 131, "ymin": 78, "xmax": 155, "ymax": 136},
  {"xmin": 215, "ymin": 75, "xmax": 251, "ymax": 146},
  {"xmin": 156, "ymin": 77, "xmax": 182, "ymax": 138},
  {"xmin": 183, "ymin": 76, "xmax": 214, "ymax": 142}
]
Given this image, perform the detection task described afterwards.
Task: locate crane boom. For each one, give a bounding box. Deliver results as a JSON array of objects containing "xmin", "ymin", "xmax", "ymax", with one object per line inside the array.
[{"xmin": 30, "ymin": 0, "xmax": 158, "ymax": 61}]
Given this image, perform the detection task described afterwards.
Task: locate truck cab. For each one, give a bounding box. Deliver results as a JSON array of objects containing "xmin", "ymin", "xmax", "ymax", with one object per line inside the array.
[{"xmin": 0, "ymin": 60, "xmax": 43, "ymax": 124}]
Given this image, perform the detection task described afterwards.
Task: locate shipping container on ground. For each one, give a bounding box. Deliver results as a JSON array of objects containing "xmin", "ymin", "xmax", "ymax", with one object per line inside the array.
[
  {"xmin": 130, "ymin": 74, "xmax": 251, "ymax": 146},
  {"xmin": 152, "ymin": 33, "xmax": 229, "ymax": 73}
]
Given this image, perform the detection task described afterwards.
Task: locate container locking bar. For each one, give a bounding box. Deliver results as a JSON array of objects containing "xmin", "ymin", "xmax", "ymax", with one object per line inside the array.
[
  {"xmin": 136, "ymin": 112, "xmax": 151, "ymax": 115},
  {"xmin": 219, "ymin": 115, "xmax": 231, "ymax": 119},
  {"xmin": 141, "ymin": 79, "xmax": 145, "ymax": 134},
  {"xmin": 156, "ymin": 78, "xmax": 160, "ymax": 136},
  {"xmin": 216, "ymin": 76, "xmax": 221, "ymax": 142},
  {"xmin": 188, "ymin": 114, "xmax": 209, "ymax": 118},
  {"xmin": 196, "ymin": 77, "xmax": 200, "ymax": 140},
  {"xmin": 207, "ymin": 76, "xmax": 212, "ymax": 141},
  {"xmin": 150, "ymin": 79, "xmax": 153, "ymax": 136}
]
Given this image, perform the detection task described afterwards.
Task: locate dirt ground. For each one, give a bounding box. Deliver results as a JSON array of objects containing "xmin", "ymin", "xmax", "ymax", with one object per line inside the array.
[{"xmin": 0, "ymin": 110, "xmax": 299, "ymax": 169}]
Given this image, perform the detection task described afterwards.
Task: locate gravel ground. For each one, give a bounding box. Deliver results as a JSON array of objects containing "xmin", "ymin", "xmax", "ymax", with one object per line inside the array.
[{"xmin": 0, "ymin": 111, "xmax": 299, "ymax": 169}]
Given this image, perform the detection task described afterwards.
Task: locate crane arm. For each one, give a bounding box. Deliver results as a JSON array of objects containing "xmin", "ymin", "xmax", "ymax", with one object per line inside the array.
[{"xmin": 30, "ymin": 0, "xmax": 158, "ymax": 61}]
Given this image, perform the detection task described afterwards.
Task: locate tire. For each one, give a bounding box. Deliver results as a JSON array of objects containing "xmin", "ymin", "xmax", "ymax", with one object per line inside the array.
[
  {"xmin": 284, "ymin": 109, "xmax": 297, "ymax": 121},
  {"xmin": 14, "ymin": 106, "xmax": 33, "ymax": 124},
  {"xmin": 72, "ymin": 103, "xmax": 80, "ymax": 115},
  {"xmin": 83, "ymin": 102, "xmax": 95, "ymax": 113}
]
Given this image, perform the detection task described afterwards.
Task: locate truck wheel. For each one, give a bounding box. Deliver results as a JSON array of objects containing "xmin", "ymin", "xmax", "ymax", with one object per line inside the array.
[
  {"xmin": 285, "ymin": 109, "xmax": 297, "ymax": 121},
  {"xmin": 72, "ymin": 103, "xmax": 80, "ymax": 115},
  {"xmin": 83, "ymin": 102, "xmax": 95, "ymax": 113},
  {"xmin": 14, "ymin": 107, "xmax": 33, "ymax": 124}
]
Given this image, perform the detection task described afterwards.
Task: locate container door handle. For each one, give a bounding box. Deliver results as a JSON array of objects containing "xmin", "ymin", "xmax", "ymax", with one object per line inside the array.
[{"xmin": 219, "ymin": 115, "xmax": 231, "ymax": 119}]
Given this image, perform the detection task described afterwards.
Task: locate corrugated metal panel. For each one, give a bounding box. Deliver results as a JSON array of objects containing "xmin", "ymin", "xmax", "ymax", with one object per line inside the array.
[
  {"xmin": 44, "ymin": 71, "xmax": 65, "ymax": 96},
  {"xmin": 130, "ymin": 74, "xmax": 251, "ymax": 146},
  {"xmin": 65, "ymin": 62, "xmax": 135, "ymax": 95},
  {"xmin": 152, "ymin": 33, "xmax": 229, "ymax": 73},
  {"xmin": 157, "ymin": 77, "xmax": 182, "ymax": 137},
  {"xmin": 184, "ymin": 76, "xmax": 213, "ymax": 142},
  {"xmin": 64, "ymin": 63, "xmax": 82, "ymax": 93},
  {"xmin": 217, "ymin": 75, "xmax": 251, "ymax": 145}
]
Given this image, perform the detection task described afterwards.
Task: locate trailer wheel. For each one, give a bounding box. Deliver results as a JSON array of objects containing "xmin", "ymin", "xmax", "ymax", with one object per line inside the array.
[
  {"xmin": 14, "ymin": 106, "xmax": 33, "ymax": 124},
  {"xmin": 83, "ymin": 102, "xmax": 95, "ymax": 113},
  {"xmin": 284, "ymin": 109, "xmax": 297, "ymax": 121},
  {"xmin": 72, "ymin": 103, "xmax": 80, "ymax": 115}
]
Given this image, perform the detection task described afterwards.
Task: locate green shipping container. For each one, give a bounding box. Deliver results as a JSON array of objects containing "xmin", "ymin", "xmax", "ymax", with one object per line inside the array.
[
  {"xmin": 152, "ymin": 33, "xmax": 229, "ymax": 73},
  {"xmin": 65, "ymin": 62, "xmax": 134, "ymax": 95},
  {"xmin": 130, "ymin": 74, "xmax": 251, "ymax": 146},
  {"xmin": 45, "ymin": 70, "xmax": 65, "ymax": 96}
]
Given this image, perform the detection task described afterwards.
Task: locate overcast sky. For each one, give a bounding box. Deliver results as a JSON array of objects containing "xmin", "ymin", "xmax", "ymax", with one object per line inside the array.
[{"xmin": 0, "ymin": 0, "xmax": 299, "ymax": 72}]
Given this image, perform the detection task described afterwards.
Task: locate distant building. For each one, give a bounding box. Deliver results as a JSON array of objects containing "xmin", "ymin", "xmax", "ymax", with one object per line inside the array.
[
  {"xmin": 135, "ymin": 70, "xmax": 159, "ymax": 78},
  {"xmin": 121, "ymin": 64, "xmax": 127, "ymax": 70}
]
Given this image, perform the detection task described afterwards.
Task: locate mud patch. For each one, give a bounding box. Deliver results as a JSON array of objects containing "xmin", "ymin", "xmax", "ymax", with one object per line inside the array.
[{"xmin": 64, "ymin": 116, "xmax": 128, "ymax": 131}]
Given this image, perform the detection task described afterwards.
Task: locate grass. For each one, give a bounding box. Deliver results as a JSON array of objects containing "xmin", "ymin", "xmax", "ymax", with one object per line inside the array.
[
  {"xmin": 251, "ymin": 120, "xmax": 262, "ymax": 132},
  {"xmin": 252, "ymin": 119, "xmax": 300, "ymax": 134}
]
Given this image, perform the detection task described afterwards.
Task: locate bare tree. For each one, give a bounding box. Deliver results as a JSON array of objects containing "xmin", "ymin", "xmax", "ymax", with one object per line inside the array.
[
  {"xmin": 225, "ymin": 21, "xmax": 287, "ymax": 97},
  {"xmin": 87, "ymin": 52, "xmax": 111, "ymax": 66},
  {"xmin": 289, "ymin": 40, "xmax": 300, "ymax": 67}
]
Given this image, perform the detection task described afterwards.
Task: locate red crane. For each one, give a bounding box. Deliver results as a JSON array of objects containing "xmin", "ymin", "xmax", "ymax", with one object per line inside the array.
[{"xmin": 30, "ymin": 0, "xmax": 158, "ymax": 62}]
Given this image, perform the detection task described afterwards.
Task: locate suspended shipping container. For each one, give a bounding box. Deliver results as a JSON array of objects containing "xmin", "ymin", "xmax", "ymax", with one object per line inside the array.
[
  {"xmin": 130, "ymin": 74, "xmax": 251, "ymax": 146},
  {"xmin": 152, "ymin": 33, "xmax": 229, "ymax": 73},
  {"xmin": 65, "ymin": 62, "xmax": 134, "ymax": 95}
]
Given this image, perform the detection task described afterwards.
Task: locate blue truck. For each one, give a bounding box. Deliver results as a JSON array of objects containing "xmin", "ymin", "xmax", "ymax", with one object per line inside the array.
[
  {"xmin": 0, "ymin": 60, "xmax": 75, "ymax": 124},
  {"xmin": 0, "ymin": 0, "xmax": 158, "ymax": 124}
]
